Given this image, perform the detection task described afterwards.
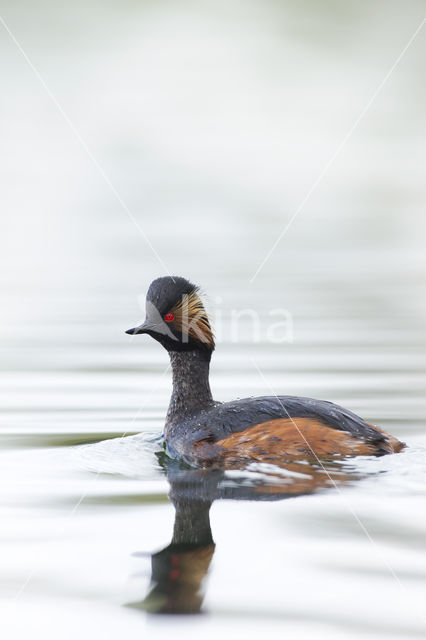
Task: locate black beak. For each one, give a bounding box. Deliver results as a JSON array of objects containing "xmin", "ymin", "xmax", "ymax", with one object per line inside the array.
[{"xmin": 125, "ymin": 321, "xmax": 151, "ymax": 335}]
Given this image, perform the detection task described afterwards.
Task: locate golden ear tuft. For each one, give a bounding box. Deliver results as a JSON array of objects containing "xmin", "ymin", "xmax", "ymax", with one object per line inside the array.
[{"xmin": 171, "ymin": 290, "xmax": 215, "ymax": 349}]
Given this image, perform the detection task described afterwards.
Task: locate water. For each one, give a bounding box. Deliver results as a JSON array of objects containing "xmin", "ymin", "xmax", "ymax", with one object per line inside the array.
[{"xmin": 1, "ymin": 1, "xmax": 426, "ymax": 638}]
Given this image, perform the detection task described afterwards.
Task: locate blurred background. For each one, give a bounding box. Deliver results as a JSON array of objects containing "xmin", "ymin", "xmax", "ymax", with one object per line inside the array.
[
  {"xmin": 1, "ymin": 0, "xmax": 425, "ymax": 325},
  {"xmin": 1, "ymin": 1, "xmax": 426, "ymax": 639}
]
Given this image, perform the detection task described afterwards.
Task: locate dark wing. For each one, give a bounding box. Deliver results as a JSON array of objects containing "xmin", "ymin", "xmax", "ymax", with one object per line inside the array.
[{"xmin": 186, "ymin": 395, "xmax": 385, "ymax": 446}]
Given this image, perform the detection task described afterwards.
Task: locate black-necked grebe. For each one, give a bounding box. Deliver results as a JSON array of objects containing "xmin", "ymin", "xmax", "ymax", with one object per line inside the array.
[{"xmin": 126, "ymin": 276, "xmax": 404, "ymax": 468}]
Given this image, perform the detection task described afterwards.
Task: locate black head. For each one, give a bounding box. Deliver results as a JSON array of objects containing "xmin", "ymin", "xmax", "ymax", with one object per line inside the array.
[{"xmin": 125, "ymin": 276, "xmax": 215, "ymax": 352}]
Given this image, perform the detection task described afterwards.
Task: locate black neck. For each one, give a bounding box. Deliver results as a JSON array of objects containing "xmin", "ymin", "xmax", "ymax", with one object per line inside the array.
[{"xmin": 166, "ymin": 350, "xmax": 214, "ymax": 425}]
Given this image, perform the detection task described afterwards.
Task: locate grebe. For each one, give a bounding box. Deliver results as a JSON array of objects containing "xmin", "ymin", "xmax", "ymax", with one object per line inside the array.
[{"xmin": 126, "ymin": 276, "xmax": 404, "ymax": 468}]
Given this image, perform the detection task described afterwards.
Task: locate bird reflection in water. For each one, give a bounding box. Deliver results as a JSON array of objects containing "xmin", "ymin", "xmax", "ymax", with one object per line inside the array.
[{"xmin": 130, "ymin": 455, "xmax": 363, "ymax": 614}]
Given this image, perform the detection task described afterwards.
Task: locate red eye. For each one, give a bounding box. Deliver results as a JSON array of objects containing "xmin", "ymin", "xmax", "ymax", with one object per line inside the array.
[{"xmin": 164, "ymin": 312, "xmax": 174, "ymax": 323}]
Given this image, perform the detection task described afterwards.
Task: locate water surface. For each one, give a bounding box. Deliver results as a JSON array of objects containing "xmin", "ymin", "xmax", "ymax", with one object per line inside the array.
[{"xmin": 1, "ymin": 1, "xmax": 426, "ymax": 638}]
